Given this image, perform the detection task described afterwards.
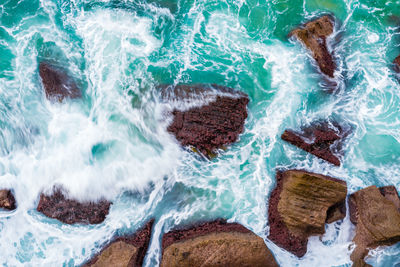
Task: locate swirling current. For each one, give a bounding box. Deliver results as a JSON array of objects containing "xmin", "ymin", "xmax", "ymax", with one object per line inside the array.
[{"xmin": 0, "ymin": 0, "xmax": 400, "ymax": 266}]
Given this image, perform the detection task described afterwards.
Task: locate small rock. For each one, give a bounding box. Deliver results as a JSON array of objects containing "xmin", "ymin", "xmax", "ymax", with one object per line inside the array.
[
  {"xmin": 164, "ymin": 84, "xmax": 249, "ymax": 158},
  {"xmin": 39, "ymin": 62, "xmax": 81, "ymax": 102},
  {"xmin": 161, "ymin": 219, "xmax": 278, "ymax": 267},
  {"xmin": 393, "ymin": 55, "xmax": 400, "ymax": 73},
  {"xmin": 289, "ymin": 15, "xmax": 336, "ymax": 77},
  {"xmin": 84, "ymin": 220, "xmax": 154, "ymax": 267},
  {"xmin": 268, "ymin": 170, "xmax": 347, "ymax": 257},
  {"xmin": 348, "ymin": 185, "xmax": 400, "ymax": 266},
  {"xmin": 37, "ymin": 187, "xmax": 111, "ymax": 224},
  {"xmin": 281, "ymin": 121, "xmax": 348, "ymax": 166},
  {"xmin": 0, "ymin": 189, "xmax": 16, "ymax": 211}
]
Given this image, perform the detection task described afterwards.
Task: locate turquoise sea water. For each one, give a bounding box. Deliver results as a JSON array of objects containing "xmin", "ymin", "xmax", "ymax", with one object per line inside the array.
[{"xmin": 0, "ymin": 0, "xmax": 400, "ymax": 266}]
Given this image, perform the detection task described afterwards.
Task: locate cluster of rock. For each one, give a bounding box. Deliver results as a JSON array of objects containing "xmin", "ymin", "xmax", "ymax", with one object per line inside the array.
[{"xmin": 0, "ymin": 13, "xmax": 397, "ymax": 267}]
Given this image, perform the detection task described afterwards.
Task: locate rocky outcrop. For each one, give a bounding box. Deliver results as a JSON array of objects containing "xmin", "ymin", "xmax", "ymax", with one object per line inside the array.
[
  {"xmin": 348, "ymin": 185, "xmax": 400, "ymax": 266},
  {"xmin": 393, "ymin": 55, "xmax": 400, "ymax": 73},
  {"xmin": 0, "ymin": 189, "xmax": 16, "ymax": 210},
  {"xmin": 84, "ymin": 220, "xmax": 154, "ymax": 267},
  {"xmin": 39, "ymin": 62, "xmax": 81, "ymax": 102},
  {"xmin": 281, "ymin": 121, "xmax": 348, "ymax": 166},
  {"xmin": 164, "ymin": 84, "xmax": 249, "ymax": 158},
  {"xmin": 289, "ymin": 15, "xmax": 336, "ymax": 78},
  {"xmin": 161, "ymin": 219, "xmax": 278, "ymax": 267},
  {"xmin": 37, "ymin": 187, "xmax": 111, "ymax": 224},
  {"xmin": 268, "ymin": 170, "xmax": 347, "ymax": 257}
]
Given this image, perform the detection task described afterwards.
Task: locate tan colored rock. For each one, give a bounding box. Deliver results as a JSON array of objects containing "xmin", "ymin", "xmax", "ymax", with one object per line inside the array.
[
  {"xmin": 0, "ymin": 189, "xmax": 16, "ymax": 210},
  {"xmin": 349, "ymin": 186, "xmax": 400, "ymax": 266},
  {"xmin": 268, "ymin": 170, "xmax": 347, "ymax": 257},
  {"xmin": 84, "ymin": 220, "xmax": 154, "ymax": 267},
  {"xmin": 290, "ymin": 15, "xmax": 336, "ymax": 77},
  {"xmin": 161, "ymin": 220, "xmax": 278, "ymax": 267}
]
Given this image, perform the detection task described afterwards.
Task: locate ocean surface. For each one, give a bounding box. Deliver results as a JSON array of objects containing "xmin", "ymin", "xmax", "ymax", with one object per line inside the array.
[{"xmin": 0, "ymin": 0, "xmax": 400, "ymax": 266}]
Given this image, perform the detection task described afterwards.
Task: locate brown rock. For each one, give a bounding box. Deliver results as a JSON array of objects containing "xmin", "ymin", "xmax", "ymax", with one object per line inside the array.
[
  {"xmin": 349, "ymin": 185, "xmax": 400, "ymax": 266},
  {"xmin": 394, "ymin": 55, "xmax": 400, "ymax": 73},
  {"xmin": 37, "ymin": 187, "xmax": 111, "ymax": 224},
  {"xmin": 161, "ymin": 219, "xmax": 278, "ymax": 267},
  {"xmin": 0, "ymin": 189, "xmax": 16, "ymax": 210},
  {"xmin": 39, "ymin": 62, "xmax": 81, "ymax": 102},
  {"xmin": 268, "ymin": 170, "xmax": 347, "ymax": 257},
  {"xmin": 281, "ymin": 121, "xmax": 348, "ymax": 166},
  {"xmin": 84, "ymin": 220, "xmax": 154, "ymax": 267},
  {"xmin": 164, "ymin": 84, "xmax": 249, "ymax": 158},
  {"xmin": 289, "ymin": 15, "xmax": 336, "ymax": 77}
]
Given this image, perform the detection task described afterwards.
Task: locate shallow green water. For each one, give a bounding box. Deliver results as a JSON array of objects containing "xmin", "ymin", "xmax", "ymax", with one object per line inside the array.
[{"xmin": 0, "ymin": 0, "xmax": 400, "ymax": 266}]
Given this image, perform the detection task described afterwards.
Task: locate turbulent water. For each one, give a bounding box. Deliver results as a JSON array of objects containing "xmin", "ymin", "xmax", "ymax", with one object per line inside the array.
[{"xmin": 0, "ymin": 0, "xmax": 400, "ymax": 266}]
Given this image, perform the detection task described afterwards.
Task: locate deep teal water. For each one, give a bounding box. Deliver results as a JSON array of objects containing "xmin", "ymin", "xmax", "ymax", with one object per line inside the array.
[{"xmin": 0, "ymin": 0, "xmax": 400, "ymax": 266}]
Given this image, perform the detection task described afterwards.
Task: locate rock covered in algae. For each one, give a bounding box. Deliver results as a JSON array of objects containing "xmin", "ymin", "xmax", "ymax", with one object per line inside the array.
[
  {"xmin": 289, "ymin": 15, "xmax": 336, "ymax": 78},
  {"xmin": 268, "ymin": 170, "xmax": 347, "ymax": 257},
  {"xmin": 84, "ymin": 220, "xmax": 154, "ymax": 267},
  {"xmin": 161, "ymin": 219, "xmax": 278, "ymax": 267},
  {"xmin": 348, "ymin": 185, "xmax": 400, "ymax": 266}
]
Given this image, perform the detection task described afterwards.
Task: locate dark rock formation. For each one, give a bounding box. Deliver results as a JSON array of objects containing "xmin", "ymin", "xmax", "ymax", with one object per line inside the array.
[
  {"xmin": 164, "ymin": 84, "xmax": 249, "ymax": 158},
  {"xmin": 0, "ymin": 189, "xmax": 16, "ymax": 210},
  {"xmin": 289, "ymin": 15, "xmax": 336, "ymax": 78},
  {"xmin": 84, "ymin": 220, "xmax": 154, "ymax": 267},
  {"xmin": 37, "ymin": 187, "xmax": 111, "ymax": 224},
  {"xmin": 281, "ymin": 121, "xmax": 348, "ymax": 166},
  {"xmin": 394, "ymin": 55, "xmax": 400, "ymax": 73},
  {"xmin": 161, "ymin": 219, "xmax": 278, "ymax": 267},
  {"xmin": 348, "ymin": 185, "xmax": 400, "ymax": 266},
  {"xmin": 268, "ymin": 170, "xmax": 347, "ymax": 257},
  {"xmin": 39, "ymin": 62, "xmax": 81, "ymax": 102}
]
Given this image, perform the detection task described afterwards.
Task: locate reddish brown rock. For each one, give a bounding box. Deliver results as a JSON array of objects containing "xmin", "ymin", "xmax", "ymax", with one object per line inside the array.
[
  {"xmin": 281, "ymin": 121, "xmax": 348, "ymax": 166},
  {"xmin": 37, "ymin": 187, "xmax": 111, "ymax": 224},
  {"xmin": 39, "ymin": 62, "xmax": 81, "ymax": 102},
  {"xmin": 393, "ymin": 55, "xmax": 400, "ymax": 73},
  {"xmin": 164, "ymin": 84, "xmax": 249, "ymax": 158},
  {"xmin": 161, "ymin": 219, "xmax": 278, "ymax": 267},
  {"xmin": 268, "ymin": 170, "xmax": 347, "ymax": 257},
  {"xmin": 84, "ymin": 220, "xmax": 154, "ymax": 267},
  {"xmin": 0, "ymin": 189, "xmax": 16, "ymax": 211},
  {"xmin": 349, "ymin": 186, "xmax": 400, "ymax": 266},
  {"xmin": 289, "ymin": 15, "xmax": 336, "ymax": 78}
]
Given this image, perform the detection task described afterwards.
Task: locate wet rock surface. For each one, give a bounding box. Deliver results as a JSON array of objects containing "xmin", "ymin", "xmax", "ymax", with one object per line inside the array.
[
  {"xmin": 268, "ymin": 170, "xmax": 347, "ymax": 257},
  {"xmin": 394, "ymin": 55, "xmax": 400, "ymax": 73},
  {"xmin": 164, "ymin": 84, "xmax": 249, "ymax": 158},
  {"xmin": 0, "ymin": 189, "xmax": 16, "ymax": 210},
  {"xmin": 37, "ymin": 187, "xmax": 111, "ymax": 224},
  {"xmin": 290, "ymin": 15, "xmax": 336, "ymax": 77},
  {"xmin": 39, "ymin": 62, "xmax": 81, "ymax": 101},
  {"xmin": 281, "ymin": 121, "xmax": 348, "ymax": 166},
  {"xmin": 161, "ymin": 219, "xmax": 278, "ymax": 267},
  {"xmin": 348, "ymin": 185, "xmax": 400, "ymax": 266},
  {"xmin": 84, "ymin": 220, "xmax": 154, "ymax": 267}
]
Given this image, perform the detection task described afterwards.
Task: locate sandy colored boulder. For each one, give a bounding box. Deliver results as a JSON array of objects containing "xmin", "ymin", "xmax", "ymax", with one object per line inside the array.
[
  {"xmin": 290, "ymin": 15, "xmax": 336, "ymax": 77},
  {"xmin": 84, "ymin": 220, "xmax": 154, "ymax": 267},
  {"xmin": 268, "ymin": 170, "xmax": 347, "ymax": 257},
  {"xmin": 0, "ymin": 189, "xmax": 16, "ymax": 210},
  {"xmin": 161, "ymin": 220, "xmax": 278, "ymax": 267},
  {"xmin": 349, "ymin": 185, "xmax": 400, "ymax": 266}
]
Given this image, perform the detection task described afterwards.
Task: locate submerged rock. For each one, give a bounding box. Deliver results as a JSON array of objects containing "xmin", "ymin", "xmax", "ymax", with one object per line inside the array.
[
  {"xmin": 289, "ymin": 15, "xmax": 336, "ymax": 78},
  {"xmin": 281, "ymin": 121, "xmax": 348, "ymax": 166},
  {"xmin": 161, "ymin": 219, "xmax": 278, "ymax": 267},
  {"xmin": 0, "ymin": 189, "xmax": 16, "ymax": 211},
  {"xmin": 268, "ymin": 170, "xmax": 347, "ymax": 257},
  {"xmin": 348, "ymin": 185, "xmax": 400, "ymax": 266},
  {"xmin": 39, "ymin": 62, "xmax": 81, "ymax": 102},
  {"xmin": 84, "ymin": 220, "xmax": 154, "ymax": 267},
  {"xmin": 394, "ymin": 55, "xmax": 400, "ymax": 73},
  {"xmin": 164, "ymin": 84, "xmax": 249, "ymax": 158},
  {"xmin": 37, "ymin": 187, "xmax": 111, "ymax": 224}
]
